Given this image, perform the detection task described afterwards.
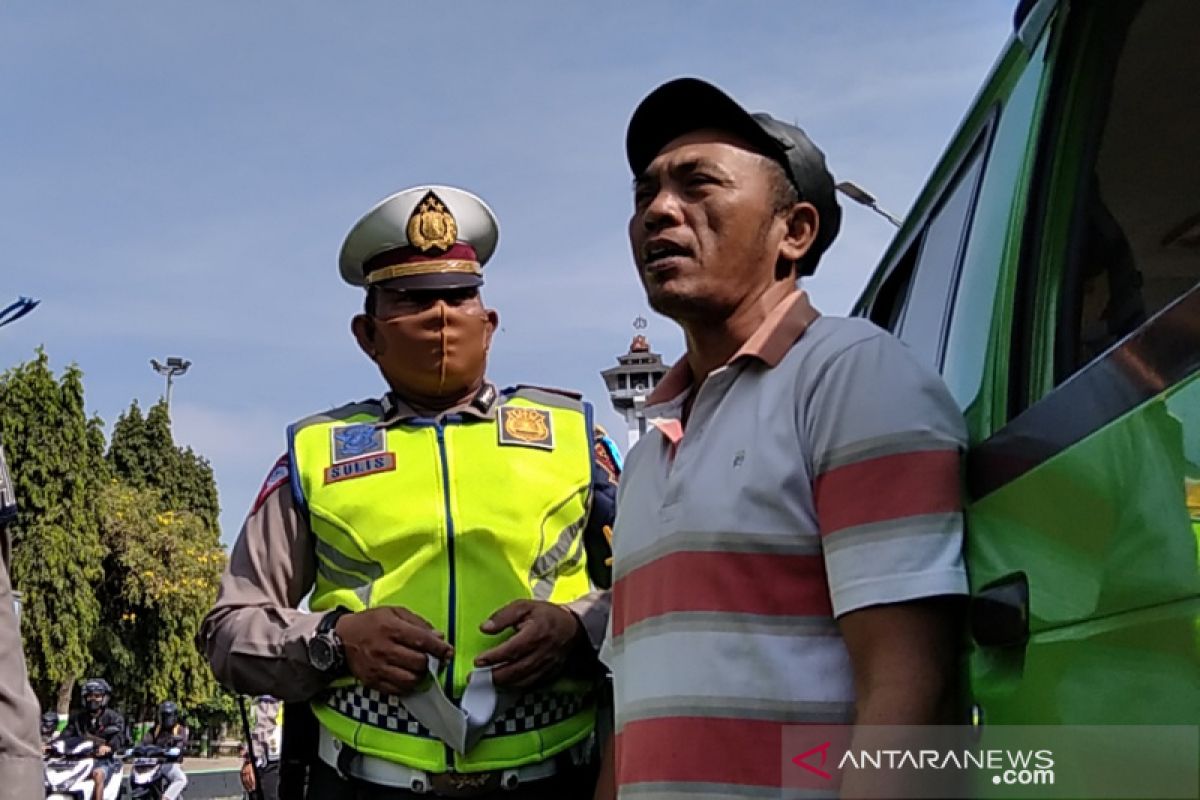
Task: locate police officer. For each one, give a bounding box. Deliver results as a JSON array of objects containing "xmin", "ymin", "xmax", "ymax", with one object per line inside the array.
[
  {"xmin": 201, "ymin": 185, "xmax": 618, "ymax": 799},
  {"xmin": 0, "ymin": 443, "xmax": 42, "ymax": 800},
  {"xmin": 241, "ymin": 695, "xmax": 283, "ymax": 800}
]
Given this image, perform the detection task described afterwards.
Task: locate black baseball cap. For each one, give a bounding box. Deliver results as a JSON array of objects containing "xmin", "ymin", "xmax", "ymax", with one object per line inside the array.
[{"xmin": 626, "ymin": 77, "xmax": 842, "ymax": 276}]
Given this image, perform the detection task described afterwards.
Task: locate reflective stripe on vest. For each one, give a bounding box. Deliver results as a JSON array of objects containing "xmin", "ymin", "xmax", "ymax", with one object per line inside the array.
[{"xmin": 291, "ymin": 390, "xmax": 597, "ymax": 773}]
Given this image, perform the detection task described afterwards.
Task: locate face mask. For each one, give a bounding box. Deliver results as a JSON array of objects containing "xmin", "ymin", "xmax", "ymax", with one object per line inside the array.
[
  {"xmin": 371, "ymin": 300, "xmax": 491, "ymax": 405},
  {"xmin": 86, "ymin": 698, "xmax": 103, "ymax": 712}
]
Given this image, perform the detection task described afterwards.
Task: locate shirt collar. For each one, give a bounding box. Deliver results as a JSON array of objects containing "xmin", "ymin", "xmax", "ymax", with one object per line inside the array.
[
  {"xmin": 379, "ymin": 382, "xmax": 499, "ymax": 424},
  {"xmin": 645, "ymin": 289, "xmax": 821, "ymax": 410}
]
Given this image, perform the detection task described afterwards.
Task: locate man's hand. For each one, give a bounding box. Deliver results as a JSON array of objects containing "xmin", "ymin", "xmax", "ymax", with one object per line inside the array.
[
  {"xmin": 336, "ymin": 607, "xmax": 453, "ymax": 695},
  {"xmin": 240, "ymin": 761, "xmax": 255, "ymax": 792},
  {"xmin": 96, "ymin": 744, "xmax": 111, "ymax": 757},
  {"xmin": 474, "ymin": 600, "xmax": 582, "ymax": 688}
]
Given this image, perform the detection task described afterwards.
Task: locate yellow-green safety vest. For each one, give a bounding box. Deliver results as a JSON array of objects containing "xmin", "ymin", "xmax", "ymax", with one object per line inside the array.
[{"xmin": 289, "ymin": 387, "xmax": 599, "ymax": 773}]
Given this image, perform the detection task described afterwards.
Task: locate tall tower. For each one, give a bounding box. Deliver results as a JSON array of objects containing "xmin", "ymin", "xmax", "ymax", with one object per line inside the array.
[{"xmin": 601, "ymin": 318, "xmax": 669, "ymax": 449}]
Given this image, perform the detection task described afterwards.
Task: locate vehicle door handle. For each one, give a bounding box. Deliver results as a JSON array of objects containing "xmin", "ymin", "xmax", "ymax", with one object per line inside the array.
[{"xmin": 970, "ymin": 573, "xmax": 1029, "ymax": 648}]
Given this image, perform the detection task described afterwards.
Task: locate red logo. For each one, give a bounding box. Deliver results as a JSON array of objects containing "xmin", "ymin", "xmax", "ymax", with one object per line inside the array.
[{"xmin": 792, "ymin": 741, "xmax": 833, "ymax": 780}]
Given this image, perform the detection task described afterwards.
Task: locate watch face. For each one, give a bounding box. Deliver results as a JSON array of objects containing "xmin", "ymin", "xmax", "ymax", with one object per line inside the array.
[{"xmin": 308, "ymin": 635, "xmax": 336, "ymax": 671}]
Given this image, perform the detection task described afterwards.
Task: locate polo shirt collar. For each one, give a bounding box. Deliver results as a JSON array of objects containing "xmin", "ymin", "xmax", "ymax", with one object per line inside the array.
[{"xmin": 645, "ymin": 289, "xmax": 821, "ymax": 414}]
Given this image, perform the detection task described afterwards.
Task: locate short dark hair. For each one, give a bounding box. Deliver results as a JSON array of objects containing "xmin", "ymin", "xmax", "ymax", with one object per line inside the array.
[
  {"xmin": 767, "ymin": 158, "xmax": 801, "ymax": 215},
  {"xmin": 764, "ymin": 158, "xmax": 831, "ymax": 278},
  {"xmin": 364, "ymin": 286, "xmax": 378, "ymax": 316}
]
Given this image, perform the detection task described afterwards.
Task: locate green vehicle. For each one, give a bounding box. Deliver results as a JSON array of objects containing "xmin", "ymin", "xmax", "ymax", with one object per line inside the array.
[{"xmin": 853, "ymin": 0, "xmax": 1200, "ymax": 743}]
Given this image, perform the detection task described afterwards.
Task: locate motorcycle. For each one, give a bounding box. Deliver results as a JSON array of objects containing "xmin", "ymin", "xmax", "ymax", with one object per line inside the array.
[
  {"xmin": 126, "ymin": 744, "xmax": 185, "ymax": 799},
  {"xmin": 43, "ymin": 737, "xmax": 124, "ymax": 800}
]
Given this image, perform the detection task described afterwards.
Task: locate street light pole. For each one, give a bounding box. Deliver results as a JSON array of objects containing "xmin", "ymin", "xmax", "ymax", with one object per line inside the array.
[
  {"xmin": 836, "ymin": 181, "xmax": 903, "ymax": 228},
  {"xmin": 150, "ymin": 357, "xmax": 191, "ymax": 415}
]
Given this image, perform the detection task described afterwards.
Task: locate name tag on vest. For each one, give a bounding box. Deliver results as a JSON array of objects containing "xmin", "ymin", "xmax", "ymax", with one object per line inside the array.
[{"xmin": 324, "ymin": 453, "xmax": 396, "ymax": 484}]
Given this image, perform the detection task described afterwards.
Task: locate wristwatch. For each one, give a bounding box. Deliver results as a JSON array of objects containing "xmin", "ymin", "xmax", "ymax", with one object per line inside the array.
[{"xmin": 307, "ymin": 607, "xmax": 352, "ymax": 675}]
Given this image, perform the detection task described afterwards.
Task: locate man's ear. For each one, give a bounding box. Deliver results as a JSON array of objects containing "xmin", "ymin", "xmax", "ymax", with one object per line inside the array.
[
  {"xmin": 483, "ymin": 308, "xmax": 500, "ymax": 349},
  {"xmin": 351, "ymin": 314, "xmax": 378, "ymax": 361},
  {"xmin": 778, "ymin": 201, "xmax": 819, "ymax": 269}
]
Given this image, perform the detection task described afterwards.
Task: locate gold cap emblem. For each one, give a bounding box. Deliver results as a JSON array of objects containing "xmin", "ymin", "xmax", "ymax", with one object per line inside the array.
[{"xmin": 406, "ymin": 191, "xmax": 458, "ymax": 253}]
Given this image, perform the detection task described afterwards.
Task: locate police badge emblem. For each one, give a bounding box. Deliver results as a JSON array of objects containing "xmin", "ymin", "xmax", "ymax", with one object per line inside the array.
[
  {"xmin": 406, "ymin": 190, "xmax": 458, "ymax": 253},
  {"xmin": 498, "ymin": 406, "xmax": 555, "ymax": 450},
  {"xmin": 331, "ymin": 424, "xmax": 385, "ymax": 463}
]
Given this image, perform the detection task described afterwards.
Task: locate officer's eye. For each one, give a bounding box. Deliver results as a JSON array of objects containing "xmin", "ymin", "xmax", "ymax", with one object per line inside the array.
[{"xmin": 445, "ymin": 289, "xmax": 478, "ymax": 306}]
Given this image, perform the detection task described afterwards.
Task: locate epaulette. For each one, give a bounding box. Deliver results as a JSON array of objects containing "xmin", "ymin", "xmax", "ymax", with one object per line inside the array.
[
  {"xmin": 292, "ymin": 397, "xmax": 384, "ymax": 432},
  {"xmin": 506, "ymin": 384, "xmax": 583, "ymax": 401}
]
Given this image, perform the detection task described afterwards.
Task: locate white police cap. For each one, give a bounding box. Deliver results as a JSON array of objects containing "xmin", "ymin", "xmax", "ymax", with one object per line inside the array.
[{"xmin": 339, "ymin": 185, "xmax": 499, "ymax": 290}]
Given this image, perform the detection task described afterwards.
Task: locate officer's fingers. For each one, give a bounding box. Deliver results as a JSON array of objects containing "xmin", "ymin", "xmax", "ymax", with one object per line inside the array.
[
  {"xmin": 491, "ymin": 651, "xmax": 556, "ymax": 688},
  {"xmin": 388, "ymin": 607, "xmax": 437, "ymax": 631},
  {"xmin": 387, "ymin": 623, "xmax": 453, "ymax": 660},
  {"xmin": 474, "ymin": 625, "xmax": 539, "ymax": 667},
  {"xmin": 378, "ymin": 642, "xmax": 429, "ymax": 675},
  {"xmin": 364, "ymin": 663, "xmax": 425, "ymax": 696},
  {"xmin": 481, "ymin": 600, "xmax": 534, "ymax": 634}
]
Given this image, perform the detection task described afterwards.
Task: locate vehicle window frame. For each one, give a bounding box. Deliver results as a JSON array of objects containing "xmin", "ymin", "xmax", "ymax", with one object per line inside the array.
[
  {"xmin": 864, "ymin": 111, "xmax": 998, "ymax": 370},
  {"xmin": 1010, "ymin": 1, "xmax": 1150, "ymax": 417}
]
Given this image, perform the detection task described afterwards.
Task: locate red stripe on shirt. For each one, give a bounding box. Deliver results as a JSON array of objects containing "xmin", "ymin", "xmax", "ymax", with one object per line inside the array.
[
  {"xmin": 611, "ymin": 550, "xmax": 831, "ymax": 638},
  {"xmin": 617, "ymin": 716, "xmax": 786, "ymax": 788},
  {"xmin": 814, "ymin": 449, "xmax": 960, "ymax": 536}
]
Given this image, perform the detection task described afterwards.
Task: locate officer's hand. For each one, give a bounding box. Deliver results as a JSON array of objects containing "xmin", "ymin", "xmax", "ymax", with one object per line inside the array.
[
  {"xmin": 97, "ymin": 744, "xmax": 111, "ymax": 757},
  {"xmin": 336, "ymin": 607, "xmax": 454, "ymax": 695},
  {"xmin": 475, "ymin": 601, "xmax": 582, "ymax": 688},
  {"xmin": 240, "ymin": 761, "xmax": 255, "ymax": 792}
]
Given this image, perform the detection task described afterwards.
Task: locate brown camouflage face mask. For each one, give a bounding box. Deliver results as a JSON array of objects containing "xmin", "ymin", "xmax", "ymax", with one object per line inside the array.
[{"xmin": 371, "ymin": 299, "xmax": 491, "ymax": 407}]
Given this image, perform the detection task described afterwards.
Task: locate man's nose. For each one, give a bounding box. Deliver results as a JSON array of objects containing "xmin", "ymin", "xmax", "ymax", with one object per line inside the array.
[{"xmin": 641, "ymin": 189, "xmax": 684, "ymax": 232}]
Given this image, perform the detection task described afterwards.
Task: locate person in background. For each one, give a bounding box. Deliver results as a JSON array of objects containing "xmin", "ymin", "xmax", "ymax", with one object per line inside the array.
[
  {"xmin": 241, "ymin": 695, "xmax": 282, "ymax": 800},
  {"xmin": 140, "ymin": 700, "xmax": 188, "ymax": 800},
  {"xmin": 64, "ymin": 678, "xmax": 125, "ymax": 800}
]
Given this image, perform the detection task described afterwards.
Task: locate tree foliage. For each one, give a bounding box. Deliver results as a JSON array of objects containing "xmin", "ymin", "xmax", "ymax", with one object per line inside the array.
[
  {"xmin": 0, "ymin": 349, "xmax": 106, "ymax": 710},
  {"xmin": 93, "ymin": 481, "xmax": 225, "ymax": 715},
  {"xmin": 3, "ymin": 352, "xmax": 228, "ymax": 727},
  {"xmin": 107, "ymin": 400, "xmax": 220, "ymax": 530}
]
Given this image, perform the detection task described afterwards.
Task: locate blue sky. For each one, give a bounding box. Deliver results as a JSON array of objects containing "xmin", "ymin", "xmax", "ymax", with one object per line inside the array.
[{"xmin": 1, "ymin": 2, "xmax": 1013, "ymax": 543}]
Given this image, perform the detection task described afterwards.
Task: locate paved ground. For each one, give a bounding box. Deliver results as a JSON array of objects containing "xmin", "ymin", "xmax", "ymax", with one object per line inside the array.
[{"xmin": 178, "ymin": 755, "xmax": 245, "ymax": 774}]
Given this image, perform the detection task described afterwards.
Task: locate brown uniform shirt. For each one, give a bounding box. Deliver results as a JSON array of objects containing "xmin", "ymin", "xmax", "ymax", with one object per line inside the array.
[
  {"xmin": 0, "ymin": 525, "xmax": 43, "ymax": 800},
  {"xmin": 200, "ymin": 386, "xmax": 615, "ymax": 700}
]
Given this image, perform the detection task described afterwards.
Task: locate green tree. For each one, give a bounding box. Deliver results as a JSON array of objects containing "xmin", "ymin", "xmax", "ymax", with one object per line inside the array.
[
  {"xmin": 107, "ymin": 399, "xmax": 220, "ymax": 529},
  {"xmin": 0, "ymin": 349, "xmax": 106, "ymax": 712},
  {"xmin": 93, "ymin": 482, "xmax": 225, "ymax": 717},
  {"xmin": 99, "ymin": 397, "xmax": 225, "ymax": 727}
]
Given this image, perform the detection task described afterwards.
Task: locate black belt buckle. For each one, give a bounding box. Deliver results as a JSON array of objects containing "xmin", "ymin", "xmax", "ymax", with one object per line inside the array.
[{"xmin": 428, "ymin": 770, "xmax": 502, "ymax": 797}]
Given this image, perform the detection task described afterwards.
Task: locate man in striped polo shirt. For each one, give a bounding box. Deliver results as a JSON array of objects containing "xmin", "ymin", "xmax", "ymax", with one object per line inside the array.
[{"xmin": 595, "ymin": 78, "xmax": 968, "ymax": 799}]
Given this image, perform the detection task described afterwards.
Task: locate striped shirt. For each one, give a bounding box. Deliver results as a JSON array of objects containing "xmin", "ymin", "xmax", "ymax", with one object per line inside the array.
[{"xmin": 601, "ymin": 291, "xmax": 967, "ymax": 799}]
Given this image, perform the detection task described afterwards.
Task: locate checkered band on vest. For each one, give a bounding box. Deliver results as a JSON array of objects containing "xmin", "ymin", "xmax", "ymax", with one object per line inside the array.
[
  {"xmin": 483, "ymin": 692, "xmax": 590, "ymax": 736},
  {"xmin": 328, "ymin": 687, "xmax": 436, "ymax": 738},
  {"xmin": 327, "ymin": 687, "xmax": 590, "ymax": 738}
]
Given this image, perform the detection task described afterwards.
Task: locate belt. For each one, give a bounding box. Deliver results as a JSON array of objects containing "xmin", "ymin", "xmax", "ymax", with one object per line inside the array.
[{"xmin": 317, "ymin": 725, "xmax": 565, "ymax": 797}]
